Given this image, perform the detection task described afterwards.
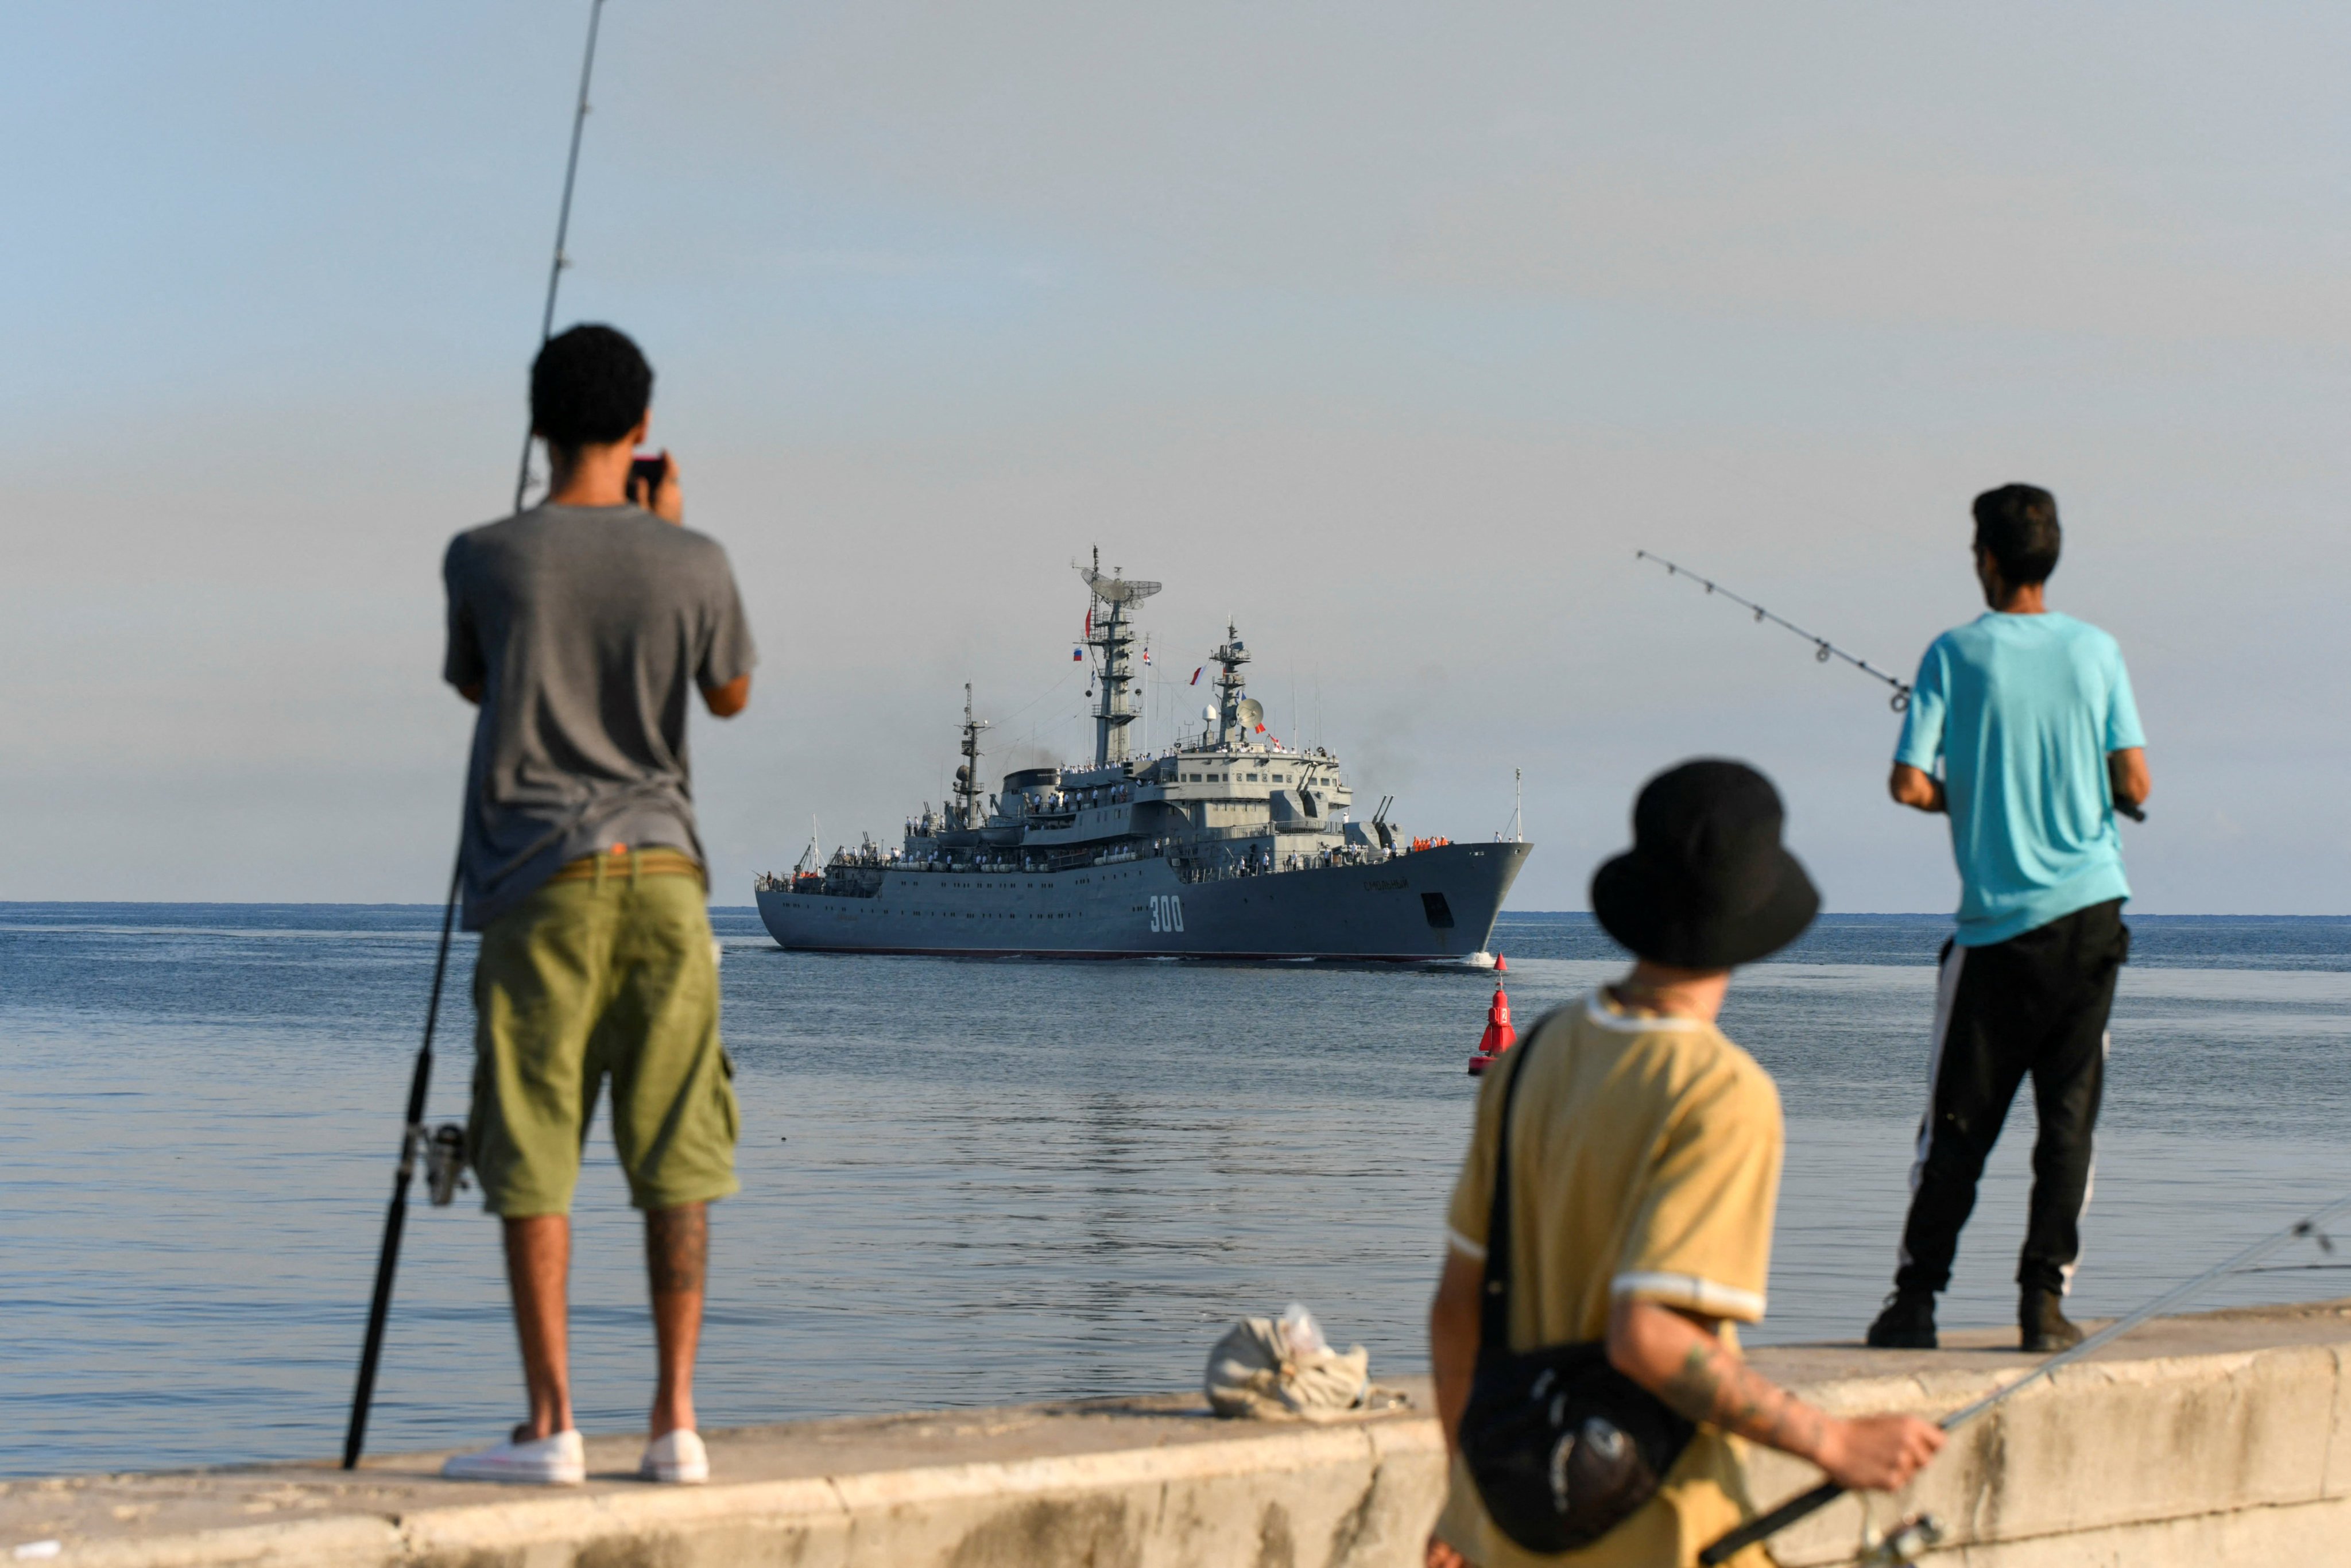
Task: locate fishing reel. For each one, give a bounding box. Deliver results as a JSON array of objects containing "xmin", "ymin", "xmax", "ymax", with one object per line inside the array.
[
  {"xmin": 424, "ymin": 1123, "xmax": 470, "ymax": 1206},
  {"xmin": 1857, "ymin": 1513, "xmax": 1942, "ymax": 1565}
]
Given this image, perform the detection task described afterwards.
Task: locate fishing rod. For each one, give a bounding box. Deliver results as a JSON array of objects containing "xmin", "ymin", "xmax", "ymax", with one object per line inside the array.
[
  {"xmin": 1636, "ymin": 548, "xmax": 2145, "ymax": 823},
  {"xmin": 511, "ymin": 0, "xmax": 611, "ymax": 513},
  {"xmin": 1636, "ymin": 551, "xmax": 1915, "ymax": 713},
  {"xmin": 1699, "ymin": 1188, "xmax": 2351, "ymax": 1565},
  {"xmin": 340, "ymin": 861, "xmax": 467, "ymax": 1469},
  {"xmin": 343, "ymin": 0, "xmax": 611, "ymax": 1472}
]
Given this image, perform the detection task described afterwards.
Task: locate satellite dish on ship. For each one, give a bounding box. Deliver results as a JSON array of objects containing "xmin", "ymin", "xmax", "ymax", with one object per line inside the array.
[
  {"xmin": 1201, "ymin": 704, "xmax": 1218, "ymax": 724},
  {"xmin": 1237, "ymin": 699, "xmax": 1264, "ymax": 730},
  {"xmin": 1076, "ymin": 563, "xmax": 1163, "ymax": 604}
]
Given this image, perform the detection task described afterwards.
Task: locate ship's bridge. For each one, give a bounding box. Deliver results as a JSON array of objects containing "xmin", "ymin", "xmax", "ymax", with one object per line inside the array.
[{"xmin": 877, "ymin": 593, "xmax": 1420, "ymax": 881}]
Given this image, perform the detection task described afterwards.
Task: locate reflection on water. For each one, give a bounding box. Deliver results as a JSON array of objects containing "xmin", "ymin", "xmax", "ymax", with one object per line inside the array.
[{"xmin": 1, "ymin": 907, "xmax": 2346, "ymax": 1476}]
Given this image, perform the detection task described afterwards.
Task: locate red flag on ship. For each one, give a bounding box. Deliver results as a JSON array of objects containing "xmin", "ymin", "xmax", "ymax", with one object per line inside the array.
[
  {"xmin": 1072, "ymin": 648, "xmax": 1083, "ymax": 661},
  {"xmin": 1084, "ymin": 607, "xmax": 1093, "ymax": 638},
  {"xmin": 1190, "ymin": 667, "xmax": 1203, "ymax": 685}
]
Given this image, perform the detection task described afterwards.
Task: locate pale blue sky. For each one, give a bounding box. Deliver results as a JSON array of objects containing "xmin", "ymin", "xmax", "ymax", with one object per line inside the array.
[{"xmin": 5, "ymin": 3, "xmax": 2346, "ymax": 912}]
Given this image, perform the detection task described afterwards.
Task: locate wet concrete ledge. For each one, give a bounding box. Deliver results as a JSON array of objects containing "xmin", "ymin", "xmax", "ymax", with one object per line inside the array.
[{"xmin": 6, "ymin": 1300, "xmax": 2351, "ymax": 1567}]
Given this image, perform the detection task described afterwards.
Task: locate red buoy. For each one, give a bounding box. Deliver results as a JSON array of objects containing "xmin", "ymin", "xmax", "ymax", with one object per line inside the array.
[{"xmin": 1466, "ymin": 963, "xmax": 1517, "ymax": 1076}]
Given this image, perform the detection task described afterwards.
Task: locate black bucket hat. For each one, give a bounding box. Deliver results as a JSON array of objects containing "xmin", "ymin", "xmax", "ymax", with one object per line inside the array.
[{"xmin": 1590, "ymin": 759, "xmax": 1820, "ymax": 969}]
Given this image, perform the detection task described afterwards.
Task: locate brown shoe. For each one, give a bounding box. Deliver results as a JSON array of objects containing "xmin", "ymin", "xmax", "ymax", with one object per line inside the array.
[{"xmin": 2020, "ymin": 1288, "xmax": 2082, "ymax": 1353}]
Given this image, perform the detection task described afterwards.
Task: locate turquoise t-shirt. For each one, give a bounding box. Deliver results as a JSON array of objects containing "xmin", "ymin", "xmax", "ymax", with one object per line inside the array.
[{"xmin": 1895, "ymin": 611, "xmax": 2145, "ymax": 946}]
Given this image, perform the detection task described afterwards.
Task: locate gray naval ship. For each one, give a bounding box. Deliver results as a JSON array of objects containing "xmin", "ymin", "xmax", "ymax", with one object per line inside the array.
[{"xmin": 755, "ymin": 557, "xmax": 1530, "ymax": 961}]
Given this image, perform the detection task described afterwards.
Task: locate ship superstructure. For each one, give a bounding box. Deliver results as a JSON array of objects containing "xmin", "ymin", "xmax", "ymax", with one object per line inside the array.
[{"xmin": 756, "ymin": 555, "xmax": 1529, "ymax": 960}]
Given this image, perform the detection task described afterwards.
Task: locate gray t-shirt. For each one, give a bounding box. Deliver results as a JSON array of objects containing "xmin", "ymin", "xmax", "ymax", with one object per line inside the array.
[{"xmin": 443, "ymin": 502, "xmax": 757, "ymax": 930}]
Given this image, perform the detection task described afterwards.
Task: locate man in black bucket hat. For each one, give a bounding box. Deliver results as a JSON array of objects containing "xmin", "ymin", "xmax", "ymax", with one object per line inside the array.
[
  {"xmin": 1426, "ymin": 761, "xmax": 1941, "ymax": 1568},
  {"xmin": 1587, "ymin": 760, "xmax": 1823, "ymax": 969}
]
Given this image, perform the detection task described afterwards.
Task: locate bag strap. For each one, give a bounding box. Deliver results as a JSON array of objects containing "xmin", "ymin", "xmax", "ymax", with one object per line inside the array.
[{"xmin": 1477, "ymin": 1014, "xmax": 1545, "ymax": 1354}]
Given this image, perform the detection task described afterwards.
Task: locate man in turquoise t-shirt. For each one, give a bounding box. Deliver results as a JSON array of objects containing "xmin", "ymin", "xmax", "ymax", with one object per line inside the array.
[{"xmin": 1866, "ymin": 483, "xmax": 2150, "ymax": 1355}]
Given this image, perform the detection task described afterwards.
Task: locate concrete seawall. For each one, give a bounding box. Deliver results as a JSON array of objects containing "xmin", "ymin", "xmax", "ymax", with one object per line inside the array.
[{"xmin": 6, "ymin": 1300, "xmax": 2349, "ymax": 1567}]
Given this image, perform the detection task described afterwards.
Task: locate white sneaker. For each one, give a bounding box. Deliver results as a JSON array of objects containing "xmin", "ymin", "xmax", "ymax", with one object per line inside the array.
[
  {"xmin": 441, "ymin": 1428, "xmax": 586, "ymax": 1485},
  {"xmin": 638, "ymin": 1428, "xmax": 708, "ymax": 1484}
]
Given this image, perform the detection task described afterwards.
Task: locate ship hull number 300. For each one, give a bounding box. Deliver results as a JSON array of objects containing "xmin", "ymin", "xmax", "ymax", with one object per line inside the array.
[{"xmin": 1149, "ymin": 895, "xmax": 1187, "ymax": 934}]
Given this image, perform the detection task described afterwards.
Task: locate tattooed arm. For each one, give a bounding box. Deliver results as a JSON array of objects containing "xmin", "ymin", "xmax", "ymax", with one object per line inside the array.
[{"xmin": 1606, "ymin": 1296, "xmax": 1942, "ymax": 1492}]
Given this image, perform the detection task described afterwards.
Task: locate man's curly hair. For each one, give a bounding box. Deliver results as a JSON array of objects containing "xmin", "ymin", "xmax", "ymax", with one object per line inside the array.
[{"xmin": 530, "ymin": 324, "xmax": 653, "ymax": 452}]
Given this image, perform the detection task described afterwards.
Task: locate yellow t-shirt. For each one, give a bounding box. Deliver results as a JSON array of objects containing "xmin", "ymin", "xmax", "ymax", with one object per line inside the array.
[{"xmin": 1437, "ymin": 989, "xmax": 1785, "ymax": 1568}]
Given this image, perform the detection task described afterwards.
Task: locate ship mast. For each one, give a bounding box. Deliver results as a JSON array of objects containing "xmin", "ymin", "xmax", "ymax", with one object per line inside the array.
[
  {"xmin": 952, "ymin": 683, "xmax": 991, "ymax": 828},
  {"xmin": 1077, "ymin": 548, "xmax": 1161, "ymax": 768},
  {"xmin": 1210, "ymin": 622, "xmax": 1250, "ymax": 748}
]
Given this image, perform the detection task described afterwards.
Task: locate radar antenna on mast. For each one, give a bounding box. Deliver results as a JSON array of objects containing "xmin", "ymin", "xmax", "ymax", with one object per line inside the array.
[
  {"xmin": 1076, "ymin": 544, "xmax": 1162, "ymax": 605},
  {"xmin": 1206, "ymin": 620, "xmax": 1252, "ymax": 748},
  {"xmin": 1075, "ymin": 547, "xmax": 1159, "ymax": 766},
  {"xmin": 951, "ymin": 683, "xmax": 991, "ymax": 830}
]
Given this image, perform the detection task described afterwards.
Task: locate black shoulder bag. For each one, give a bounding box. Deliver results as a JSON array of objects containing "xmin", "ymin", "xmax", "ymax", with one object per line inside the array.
[{"xmin": 1458, "ymin": 1029, "xmax": 1697, "ymax": 1554}]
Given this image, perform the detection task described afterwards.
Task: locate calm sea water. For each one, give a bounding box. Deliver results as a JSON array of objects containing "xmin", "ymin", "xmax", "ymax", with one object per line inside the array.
[{"xmin": 2, "ymin": 906, "xmax": 2348, "ymax": 1477}]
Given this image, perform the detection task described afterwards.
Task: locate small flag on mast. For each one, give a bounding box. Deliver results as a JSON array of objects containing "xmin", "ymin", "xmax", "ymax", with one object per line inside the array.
[
  {"xmin": 1072, "ymin": 647, "xmax": 1083, "ymax": 661},
  {"xmin": 1190, "ymin": 666, "xmax": 1203, "ymax": 685}
]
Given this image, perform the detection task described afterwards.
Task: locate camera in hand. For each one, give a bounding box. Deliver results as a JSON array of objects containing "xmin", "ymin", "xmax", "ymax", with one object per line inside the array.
[{"xmin": 629, "ymin": 451, "xmax": 669, "ymax": 508}]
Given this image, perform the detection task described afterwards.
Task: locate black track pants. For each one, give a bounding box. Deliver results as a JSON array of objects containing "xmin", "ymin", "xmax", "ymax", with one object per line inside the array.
[{"xmin": 1893, "ymin": 899, "xmax": 2131, "ymax": 1299}]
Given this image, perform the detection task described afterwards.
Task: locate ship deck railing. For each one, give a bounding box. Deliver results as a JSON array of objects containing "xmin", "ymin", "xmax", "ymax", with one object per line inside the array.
[{"xmin": 757, "ymin": 837, "xmax": 1409, "ymax": 895}]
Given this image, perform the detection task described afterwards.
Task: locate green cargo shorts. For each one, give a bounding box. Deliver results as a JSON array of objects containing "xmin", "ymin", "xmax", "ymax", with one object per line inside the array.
[{"xmin": 467, "ymin": 860, "xmax": 740, "ymax": 1216}]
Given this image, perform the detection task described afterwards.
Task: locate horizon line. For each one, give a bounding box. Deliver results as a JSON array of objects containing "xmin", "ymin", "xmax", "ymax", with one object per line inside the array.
[{"xmin": 2, "ymin": 901, "xmax": 2348, "ymax": 920}]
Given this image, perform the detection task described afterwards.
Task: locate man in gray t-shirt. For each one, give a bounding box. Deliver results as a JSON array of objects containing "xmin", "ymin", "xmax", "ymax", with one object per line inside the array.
[
  {"xmin": 444, "ymin": 453, "xmax": 756, "ymax": 930},
  {"xmin": 439, "ymin": 324, "xmax": 754, "ymax": 1488}
]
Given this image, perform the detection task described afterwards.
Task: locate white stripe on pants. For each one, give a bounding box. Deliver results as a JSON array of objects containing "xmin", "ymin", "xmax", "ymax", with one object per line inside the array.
[{"xmin": 1897, "ymin": 942, "xmax": 1967, "ymax": 1269}]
